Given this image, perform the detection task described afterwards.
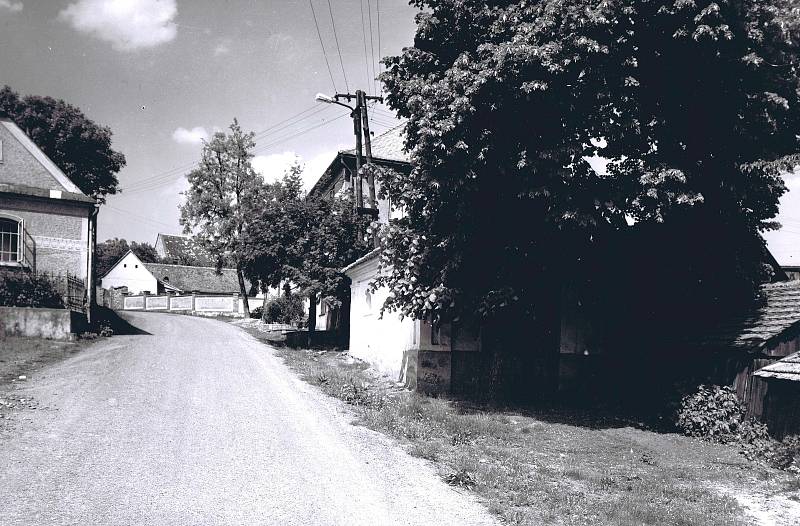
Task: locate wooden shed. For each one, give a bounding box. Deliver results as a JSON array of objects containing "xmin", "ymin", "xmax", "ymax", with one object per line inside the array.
[{"xmin": 753, "ymin": 352, "xmax": 800, "ymax": 438}]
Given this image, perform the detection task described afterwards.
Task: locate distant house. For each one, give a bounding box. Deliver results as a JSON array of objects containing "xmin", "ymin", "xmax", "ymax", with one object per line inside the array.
[
  {"xmin": 306, "ymin": 124, "xmax": 478, "ymax": 392},
  {"xmin": 307, "ymin": 124, "xmax": 410, "ymax": 332},
  {"xmin": 0, "ymin": 117, "xmax": 97, "ymax": 305},
  {"xmin": 100, "ymin": 250, "xmax": 247, "ymax": 295},
  {"xmin": 154, "ymin": 233, "xmax": 213, "ymax": 266}
]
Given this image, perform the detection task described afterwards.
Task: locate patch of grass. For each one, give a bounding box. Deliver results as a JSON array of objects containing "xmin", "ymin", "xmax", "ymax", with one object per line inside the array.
[{"xmin": 259, "ymin": 341, "xmax": 799, "ymax": 525}]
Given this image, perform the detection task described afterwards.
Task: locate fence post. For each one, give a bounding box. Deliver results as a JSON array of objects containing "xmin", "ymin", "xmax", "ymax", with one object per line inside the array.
[{"xmin": 191, "ymin": 292, "xmax": 197, "ymax": 314}]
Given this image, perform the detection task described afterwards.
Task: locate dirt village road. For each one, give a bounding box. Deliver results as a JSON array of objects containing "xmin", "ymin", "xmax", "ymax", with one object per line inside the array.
[{"xmin": 0, "ymin": 312, "xmax": 496, "ymax": 526}]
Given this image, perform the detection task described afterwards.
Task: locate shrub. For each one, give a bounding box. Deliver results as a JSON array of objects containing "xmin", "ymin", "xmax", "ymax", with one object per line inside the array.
[
  {"xmin": 250, "ymin": 306, "xmax": 263, "ymax": 319},
  {"xmin": 676, "ymin": 385, "xmax": 745, "ymax": 442},
  {"xmin": 263, "ymin": 294, "xmax": 304, "ymax": 325},
  {"xmin": 0, "ymin": 271, "xmax": 64, "ymax": 308}
]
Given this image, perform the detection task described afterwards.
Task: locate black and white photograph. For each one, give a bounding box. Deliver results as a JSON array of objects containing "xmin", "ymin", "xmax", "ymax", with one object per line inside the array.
[{"xmin": 2, "ymin": 0, "xmax": 800, "ymax": 524}]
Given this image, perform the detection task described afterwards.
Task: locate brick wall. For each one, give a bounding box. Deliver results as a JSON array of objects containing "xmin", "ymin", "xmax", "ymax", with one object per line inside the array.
[
  {"xmin": 0, "ymin": 195, "xmax": 89, "ymax": 279},
  {"xmin": 0, "ymin": 124, "xmax": 65, "ymax": 191}
]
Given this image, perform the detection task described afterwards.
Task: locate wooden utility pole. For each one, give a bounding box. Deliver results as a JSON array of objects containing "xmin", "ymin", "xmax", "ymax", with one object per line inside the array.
[
  {"xmin": 359, "ymin": 91, "xmax": 378, "ymax": 211},
  {"xmin": 331, "ymin": 90, "xmax": 383, "ymax": 211}
]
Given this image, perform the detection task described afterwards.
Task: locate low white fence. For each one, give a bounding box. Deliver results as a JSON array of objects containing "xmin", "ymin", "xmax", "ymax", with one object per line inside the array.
[{"xmin": 122, "ymin": 293, "xmax": 255, "ymax": 317}]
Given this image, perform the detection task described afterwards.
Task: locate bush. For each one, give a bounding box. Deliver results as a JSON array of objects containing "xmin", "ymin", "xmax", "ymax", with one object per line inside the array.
[
  {"xmin": 250, "ymin": 306, "xmax": 263, "ymax": 319},
  {"xmin": 263, "ymin": 294, "xmax": 304, "ymax": 325},
  {"xmin": 676, "ymin": 385, "xmax": 745, "ymax": 442},
  {"xmin": 0, "ymin": 271, "xmax": 64, "ymax": 308}
]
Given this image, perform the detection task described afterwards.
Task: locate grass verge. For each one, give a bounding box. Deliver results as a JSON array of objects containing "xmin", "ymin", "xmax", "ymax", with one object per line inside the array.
[{"xmin": 236, "ymin": 323, "xmax": 799, "ymax": 525}]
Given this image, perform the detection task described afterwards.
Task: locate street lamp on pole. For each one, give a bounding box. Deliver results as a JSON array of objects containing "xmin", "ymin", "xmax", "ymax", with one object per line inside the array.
[{"xmin": 315, "ymin": 92, "xmax": 365, "ymax": 209}]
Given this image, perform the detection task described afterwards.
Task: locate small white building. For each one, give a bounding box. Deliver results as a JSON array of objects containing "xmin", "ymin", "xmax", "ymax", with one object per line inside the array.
[
  {"xmin": 100, "ymin": 250, "xmax": 248, "ymax": 296},
  {"xmin": 343, "ymin": 249, "xmax": 480, "ymax": 393}
]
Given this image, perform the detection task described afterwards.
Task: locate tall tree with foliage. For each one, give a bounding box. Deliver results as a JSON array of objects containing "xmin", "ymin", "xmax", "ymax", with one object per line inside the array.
[
  {"xmin": 180, "ymin": 119, "xmax": 266, "ymax": 317},
  {"xmin": 0, "ymin": 86, "xmax": 126, "ymax": 202},
  {"xmin": 242, "ymin": 163, "xmax": 371, "ymax": 328},
  {"xmin": 96, "ymin": 238, "xmax": 160, "ymax": 277},
  {"xmin": 377, "ymin": 0, "xmax": 800, "ymax": 332}
]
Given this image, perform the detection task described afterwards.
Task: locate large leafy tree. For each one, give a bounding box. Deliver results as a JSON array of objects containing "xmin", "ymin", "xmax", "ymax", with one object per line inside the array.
[
  {"xmin": 0, "ymin": 86, "xmax": 126, "ymax": 202},
  {"xmin": 242, "ymin": 164, "xmax": 371, "ymax": 328},
  {"xmin": 377, "ymin": 0, "xmax": 800, "ymax": 332},
  {"xmin": 180, "ymin": 120, "xmax": 266, "ymax": 317}
]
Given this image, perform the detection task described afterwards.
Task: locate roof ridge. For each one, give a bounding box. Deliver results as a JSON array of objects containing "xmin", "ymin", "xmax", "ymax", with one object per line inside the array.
[{"xmin": 144, "ymin": 262, "xmax": 236, "ymax": 271}]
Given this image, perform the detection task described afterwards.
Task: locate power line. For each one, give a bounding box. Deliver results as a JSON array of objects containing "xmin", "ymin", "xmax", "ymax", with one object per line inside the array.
[
  {"xmin": 251, "ymin": 113, "xmax": 350, "ymax": 155},
  {"xmin": 308, "ymin": 0, "xmax": 338, "ymax": 94},
  {"xmin": 358, "ymin": 1, "xmax": 370, "ymax": 91},
  {"xmin": 124, "ymin": 105, "xmax": 334, "ymax": 193},
  {"xmin": 367, "ymin": 0, "xmax": 378, "ymax": 96},
  {"xmin": 376, "ymin": 0, "xmax": 382, "ymax": 78},
  {"xmin": 104, "ymin": 205, "xmax": 178, "ymax": 229},
  {"xmin": 127, "ymin": 113, "xmax": 351, "ymax": 196},
  {"xmin": 326, "ymin": 0, "xmax": 349, "ymax": 93}
]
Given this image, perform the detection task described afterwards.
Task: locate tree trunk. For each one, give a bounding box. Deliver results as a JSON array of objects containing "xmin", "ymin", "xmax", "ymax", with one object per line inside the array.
[
  {"xmin": 308, "ymin": 292, "xmax": 317, "ymax": 333},
  {"xmin": 261, "ymin": 283, "xmax": 269, "ymax": 320},
  {"xmin": 237, "ymin": 267, "xmax": 250, "ymax": 318}
]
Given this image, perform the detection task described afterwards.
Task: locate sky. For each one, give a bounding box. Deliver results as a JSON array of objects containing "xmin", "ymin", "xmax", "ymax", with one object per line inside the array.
[
  {"xmin": 0, "ymin": 0, "xmax": 416, "ymax": 243},
  {"xmin": 1, "ymin": 0, "xmax": 799, "ymax": 264}
]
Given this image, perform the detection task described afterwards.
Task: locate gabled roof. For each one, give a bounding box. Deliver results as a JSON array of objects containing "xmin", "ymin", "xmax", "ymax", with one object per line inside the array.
[
  {"xmin": 344, "ymin": 123, "xmax": 408, "ymax": 163},
  {"xmin": 308, "ymin": 124, "xmax": 410, "ymax": 198},
  {"xmin": 694, "ymin": 280, "xmax": 800, "ymax": 352},
  {"xmin": 754, "ymin": 352, "xmax": 800, "ymax": 382},
  {"xmin": 142, "ymin": 262, "xmax": 243, "ymax": 294},
  {"xmin": 155, "ymin": 233, "xmax": 213, "ymax": 266},
  {"xmin": 0, "ymin": 118, "xmax": 89, "ymax": 199},
  {"xmin": 99, "ymin": 249, "xmax": 142, "ymax": 279}
]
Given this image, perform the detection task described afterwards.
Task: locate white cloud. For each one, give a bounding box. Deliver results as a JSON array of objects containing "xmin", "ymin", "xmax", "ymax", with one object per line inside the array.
[
  {"xmin": 172, "ymin": 126, "xmax": 209, "ymax": 145},
  {"xmin": 252, "ymin": 148, "xmax": 345, "ymax": 191},
  {"xmin": 60, "ymin": 0, "xmax": 178, "ymax": 52},
  {"xmin": 0, "ymin": 0, "xmax": 22, "ymax": 12}
]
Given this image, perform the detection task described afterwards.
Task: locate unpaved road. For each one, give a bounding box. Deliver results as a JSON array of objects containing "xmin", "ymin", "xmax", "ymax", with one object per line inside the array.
[{"xmin": 0, "ymin": 312, "xmax": 495, "ymax": 526}]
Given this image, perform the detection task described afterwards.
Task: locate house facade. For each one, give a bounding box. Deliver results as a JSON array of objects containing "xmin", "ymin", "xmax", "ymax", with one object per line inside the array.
[
  {"xmin": 100, "ymin": 250, "xmax": 247, "ymax": 295},
  {"xmin": 0, "ymin": 117, "xmax": 96, "ymax": 289}
]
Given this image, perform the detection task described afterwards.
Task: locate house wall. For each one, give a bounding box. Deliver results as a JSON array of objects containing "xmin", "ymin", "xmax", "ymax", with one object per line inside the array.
[
  {"xmin": 347, "ymin": 256, "xmax": 420, "ymax": 386},
  {"xmin": 346, "ymin": 256, "xmax": 481, "ymax": 393},
  {"xmin": 101, "ymin": 252, "xmax": 157, "ymax": 294},
  {"xmin": 0, "ymin": 122, "xmax": 69, "ymax": 191},
  {"xmin": 0, "ymin": 195, "xmax": 89, "ymax": 279}
]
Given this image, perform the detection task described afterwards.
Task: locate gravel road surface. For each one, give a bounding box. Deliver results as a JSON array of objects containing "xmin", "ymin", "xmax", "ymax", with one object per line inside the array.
[{"xmin": 0, "ymin": 312, "xmax": 496, "ymax": 526}]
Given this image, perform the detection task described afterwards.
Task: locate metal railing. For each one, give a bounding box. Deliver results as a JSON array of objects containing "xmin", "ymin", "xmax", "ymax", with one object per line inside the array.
[{"xmin": 39, "ymin": 272, "xmax": 86, "ymax": 312}]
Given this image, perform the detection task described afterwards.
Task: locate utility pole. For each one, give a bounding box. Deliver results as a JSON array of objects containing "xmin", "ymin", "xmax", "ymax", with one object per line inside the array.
[{"xmin": 327, "ymin": 90, "xmax": 383, "ymax": 211}]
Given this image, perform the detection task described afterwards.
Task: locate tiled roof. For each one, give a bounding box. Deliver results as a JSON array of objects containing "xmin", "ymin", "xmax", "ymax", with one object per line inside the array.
[
  {"xmin": 345, "ymin": 123, "xmax": 409, "ymax": 163},
  {"xmin": 696, "ymin": 280, "xmax": 800, "ymax": 351},
  {"xmin": 754, "ymin": 352, "xmax": 800, "ymax": 382},
  {"xmin": 143, "ymin": 262, "xmax": 243, "ymax": 294},
  {"xmin": 0, "ymin": 182, "xmax": 95, "ymax": 205},
  {"xmin": 158, "ymin": 234, "xmax": 213, "ymax": 266}
]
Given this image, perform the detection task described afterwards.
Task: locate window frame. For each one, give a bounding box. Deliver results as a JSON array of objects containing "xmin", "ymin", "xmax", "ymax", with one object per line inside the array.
[{"xmin": 0, "ymin": 214, "xmax": 23, "ymax": 266}]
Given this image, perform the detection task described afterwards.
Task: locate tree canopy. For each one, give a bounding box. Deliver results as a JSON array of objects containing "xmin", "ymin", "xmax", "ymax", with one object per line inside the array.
[
  {"xmin": 180, "ymin": 119, "xmax": 266, "ymax": 316},
  {"xmin": 0, "ymin": 86, "xmax": 126, "ymax": 203},
  {"xmin": 242, "ymin": 163, "xmax": 371, "ymax": 325},
  {"xmin": 377, "ymin": 0, "xmax": 800, "ymax": 325}
]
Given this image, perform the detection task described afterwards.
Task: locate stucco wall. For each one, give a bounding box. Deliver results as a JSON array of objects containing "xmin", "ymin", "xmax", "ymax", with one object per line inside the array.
[
  {"xmin": 0, "ymin": 306, "xmax": 86, "ymax": 340},
  {"xmin": 101, "ymin": 252, "xmax": 157, "ymax": 294},
  {"xmin": 0, "ymin": 196, "xmax": 89, "ymax": 279},
  {"xmin": 0, "ymin": 123, "xmax": 65, "ymax": 190},
  {"xmin": 347, "ymin": 257, "xmax": 420, "ymax": 382}
]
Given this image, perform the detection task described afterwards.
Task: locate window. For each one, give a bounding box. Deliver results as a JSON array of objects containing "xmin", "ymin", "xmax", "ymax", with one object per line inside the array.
[
  {"xmin": 124, "ymin": 264, "xmax": 127, "ymax": 268},
  {"xmin": 0, "ymin": 217, "xmax": 20, "ymax": 263}
]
